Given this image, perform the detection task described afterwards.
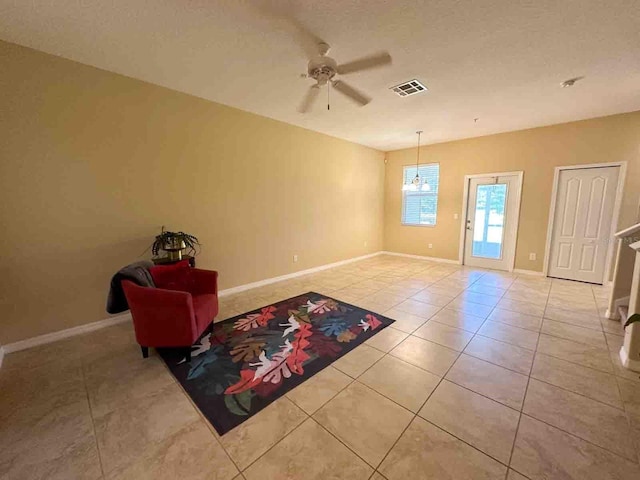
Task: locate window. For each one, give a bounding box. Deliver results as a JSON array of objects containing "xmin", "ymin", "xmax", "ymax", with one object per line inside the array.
[{"xmin": 402, "ymin": 163, "xmax": 440, "ymax": 226}]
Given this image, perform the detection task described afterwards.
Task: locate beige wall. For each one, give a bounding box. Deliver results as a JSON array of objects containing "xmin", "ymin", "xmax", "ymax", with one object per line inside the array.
[
  {"xmin": 0, "ymin": 41, "xmax": 385, "ymax": 344},
  {"xmin": 384, "ymin": 112, "xmax": 640, "ymax": 270},
  {"xmin": 2, "ymin": 39, "xmax": 640, "ymax": 345}
]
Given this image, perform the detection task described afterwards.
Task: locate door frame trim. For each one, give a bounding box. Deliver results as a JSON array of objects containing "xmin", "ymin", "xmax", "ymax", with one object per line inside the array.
[
  {"xmin": 458, "ymin": 171, "xmax": 524, "ymax": 271},
  {"xmin": 542, "ymin": 161, "xmax": 627, "ymax": 282}
]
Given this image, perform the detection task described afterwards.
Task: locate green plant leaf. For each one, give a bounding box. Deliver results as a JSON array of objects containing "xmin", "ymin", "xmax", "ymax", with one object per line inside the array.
[
  {"xmin": 624, "ymin": 313, "xmax": 640, "ymax": 329},
  {"xmin": 224, "ymin": 392, "xmax": 252, "ymax": 416},
  {"xmin": 236, "ymin": 389, "xmax": 253, "ymax": 411}
]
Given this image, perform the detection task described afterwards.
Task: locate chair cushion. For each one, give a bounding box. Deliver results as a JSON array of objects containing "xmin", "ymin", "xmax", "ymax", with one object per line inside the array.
[
  {"xmin": 192, "ymin": 293, "xmax": 218, "ymax": 332},
  {"xmin": 149, "ymin": 260, "xmax": 191, "ymax": 291}
]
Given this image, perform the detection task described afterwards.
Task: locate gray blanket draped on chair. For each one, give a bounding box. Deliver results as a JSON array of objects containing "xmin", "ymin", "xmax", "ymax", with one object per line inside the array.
[{"xmin": 106, "ymin": 260, "xmax": 155, "ymax": 314}]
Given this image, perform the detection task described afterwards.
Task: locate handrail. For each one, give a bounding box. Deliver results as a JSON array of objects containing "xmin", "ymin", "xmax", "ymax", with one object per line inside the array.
[{"xmin": 615, "ymin": 222, "xmax": 640, "ymax": 239}]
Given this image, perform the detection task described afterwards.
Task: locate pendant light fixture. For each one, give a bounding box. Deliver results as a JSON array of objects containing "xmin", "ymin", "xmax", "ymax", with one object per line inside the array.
[{"xmin": 403, "ymin": 130, "xmax": 429, "ymax": 191}]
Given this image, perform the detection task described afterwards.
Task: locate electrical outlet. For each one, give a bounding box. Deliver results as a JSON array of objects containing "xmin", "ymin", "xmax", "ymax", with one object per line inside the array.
[
  {"xmin": 293, "ymin": 255, "xmax": 298, "ymax": 263},
  {"xmin": 364, "ymin": 241, "xmax": 368, "ymax": 247},
  {"xmin": 428, "ymin": 243, "xmax": 433, "ymax": 249},
  {"xmin": 453, "ymin": 213, "xmax": 459, "ymax": 220},
  {"xmin": 529, "ymin": 253, "xmax": 536, "ymax": 261}
]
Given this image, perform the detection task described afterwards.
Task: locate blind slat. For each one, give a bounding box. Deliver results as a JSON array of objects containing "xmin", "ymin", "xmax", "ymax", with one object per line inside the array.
[{"xmin": 402, "ymin": 163, "xmax": 439, "ymax": 226}]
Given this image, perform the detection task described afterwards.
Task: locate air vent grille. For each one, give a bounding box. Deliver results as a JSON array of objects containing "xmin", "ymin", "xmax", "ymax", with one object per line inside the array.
[{"xmin": 390, "ymin": 79, "xmax": 428, "ymax": 97}]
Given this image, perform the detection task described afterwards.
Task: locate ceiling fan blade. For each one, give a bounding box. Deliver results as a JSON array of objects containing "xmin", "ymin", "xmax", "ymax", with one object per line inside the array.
[
  {"xmin": 331, "ymin": 80, "xmax": 371, "ymax": 106},
  {"xmin": 251, "ymin": 1, "xmax": 325, "ymax": 59},
  {"xmin": 337, "ymin": 52, "xmax": 392, "ymax": 75},
  {"xmin": 298, "ymin": 84, "xmax": 321, "ymax": 113}
]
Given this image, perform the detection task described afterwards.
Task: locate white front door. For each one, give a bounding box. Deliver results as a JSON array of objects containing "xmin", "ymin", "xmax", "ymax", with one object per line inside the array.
[
  {"xmin": 463, "ymin": 175, "xmax": 521, "ymax": 271},
  {"xmin": 548, "ymin": 166, "xmax": 619, "ymax": 284}
]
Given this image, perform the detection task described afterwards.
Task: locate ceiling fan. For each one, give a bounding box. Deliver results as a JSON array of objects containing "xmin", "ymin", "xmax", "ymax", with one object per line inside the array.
[{"xmin": 299, "ymin": 42, "xmax": 392, "ymax": 113}]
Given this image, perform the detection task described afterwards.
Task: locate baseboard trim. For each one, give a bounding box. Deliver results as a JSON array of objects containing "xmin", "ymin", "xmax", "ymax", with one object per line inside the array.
[
  {"xmin": 512, "ymin": 268, "xmax": 544, "ymax": 276},
  {"xmin": 217, "ymin": 251, "xmax": 384, "ymax": 297},
  {"xmin": 619, "ymin": 346, "xmax": 640, "ymax": 372},
  {"xmin": 1, "ymin": 252, "xmax": 384, "ymax": 360},
  {"xmin": 3, "ymin": 313, "xmax": 132, "ymax": 354},
  {"xmin": 605, "ymin": 309, "xmax": 619, "ymax": 320},
  {"xmin": 380, "ymin": 251, "xmax": 459, "ymax": 264}
]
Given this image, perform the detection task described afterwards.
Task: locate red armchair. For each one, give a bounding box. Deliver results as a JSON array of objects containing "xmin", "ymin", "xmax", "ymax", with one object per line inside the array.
[{"xmin": 122, "ymin": 266, "xmax": 219, "ymax": 360}]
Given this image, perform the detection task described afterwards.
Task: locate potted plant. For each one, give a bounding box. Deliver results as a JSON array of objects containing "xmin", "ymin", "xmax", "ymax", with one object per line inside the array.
[{"xmin": 151, "ymin": 227, "xmax": 201, "ymax": 261}]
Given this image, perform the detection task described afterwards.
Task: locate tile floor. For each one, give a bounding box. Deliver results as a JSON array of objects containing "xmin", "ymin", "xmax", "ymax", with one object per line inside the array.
[{"xmin": 2, "ymin": 254, "xmax": 640, "ymax": 479}]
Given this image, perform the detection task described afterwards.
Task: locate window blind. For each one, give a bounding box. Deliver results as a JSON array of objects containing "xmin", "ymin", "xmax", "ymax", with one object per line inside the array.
[{"xmin": 402, "ymin": 163, "xmax": 440, "ymax": 226}]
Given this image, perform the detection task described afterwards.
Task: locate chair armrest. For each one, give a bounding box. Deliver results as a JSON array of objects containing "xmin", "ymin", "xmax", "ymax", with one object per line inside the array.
[
  {"xmin": 190, "ymin": 268, "xmax": 218, "ymax": 296},
  {"xmin": 122, "ymin": 281, "xmax": 197, "ymax": 346}
]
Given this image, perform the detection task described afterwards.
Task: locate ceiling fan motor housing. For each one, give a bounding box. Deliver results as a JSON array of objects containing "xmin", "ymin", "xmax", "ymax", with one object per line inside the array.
[{"xmin": 308, "ymin": 55, "xmax": 337, "ymax": 85}]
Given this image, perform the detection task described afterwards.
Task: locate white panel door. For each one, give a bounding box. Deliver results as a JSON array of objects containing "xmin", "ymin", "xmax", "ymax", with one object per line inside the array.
[
  {"xmin": 463, "ymin": 175, "xmax": 520, "ymax": 271},
  {"xmin": 548, "ymin": 166, "xmax": 619, "ymax": 283}
]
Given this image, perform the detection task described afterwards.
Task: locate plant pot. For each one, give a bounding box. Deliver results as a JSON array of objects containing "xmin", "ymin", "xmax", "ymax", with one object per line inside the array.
[
  {"xmin": 164, "ymin": 238, "xmax": 186, "ymax": 262},
  {"xmin": 166, "ymin": 249, "xmax": 183, "ymax": 261}
]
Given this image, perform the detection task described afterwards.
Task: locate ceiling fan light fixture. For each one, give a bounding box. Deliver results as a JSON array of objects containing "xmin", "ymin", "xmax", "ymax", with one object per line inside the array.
[{"xmin": 298, "ymin": 43, "xmax": 391, "ymax": 113}]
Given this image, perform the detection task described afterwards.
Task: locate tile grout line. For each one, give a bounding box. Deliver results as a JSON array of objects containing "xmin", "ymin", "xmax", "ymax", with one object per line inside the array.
[
  {"xmin": 370, "ymin": 269, "xmax": 507, "ymax": 475},
  {"xmin": 315, "ymin": 267, "xmax": 494, "ymax": 474},
  {"xmin": 203, "ymin": 263, "xmax": 417, "ymax": 474},
  {"xmin": 238, "ymin": 403, "xmax": 311, "ymax": 475},
  {"xmin": 154, "ymin": 354, "xmax": 246, "ymax": 476},
  {"xmin": 220, "ymin": 265, "xmax": 636, "ymax": 473},
  {"xmin": 77, "ymin": 260, "xmax": 632, "ymax": 478},
  {"xmin": 219, "ymin": 261, "xmax": 402, "ymax": 472},
  {"xmin": 240, "ymin": 348, "xmax": 395, "ymax": 475},
  {"xmin": 594, "ymin": 283, "xmax": 640, "ymax": 465},
  {"xmin": 504, "ymin": 277, "xmax": 562, "ymax": 476},
  {"xmin": 80, "ymin": 367, "xmax": 107, "ymax": 479},
  {"xmin": 345, "ymin": 337, "xmax": 640, "ymax": 471},
  {"xmin": 254, "ymin": 266, "xmax": 627, "ymax": 472}
]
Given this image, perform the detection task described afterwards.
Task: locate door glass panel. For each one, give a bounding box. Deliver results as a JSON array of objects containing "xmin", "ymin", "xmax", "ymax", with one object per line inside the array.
[{"xmin": 472, "ymin": 184, "xmax": 507, "ymax": 259}]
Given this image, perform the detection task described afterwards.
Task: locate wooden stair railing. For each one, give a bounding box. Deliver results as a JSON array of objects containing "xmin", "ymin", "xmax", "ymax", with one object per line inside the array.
[
  {"xmin": 620, "ymin": 240, "xmax": 640, "ymax": 371},
  {"xmin": 606, "ymin": 223, "xmax": 640, "ymax": 320}
]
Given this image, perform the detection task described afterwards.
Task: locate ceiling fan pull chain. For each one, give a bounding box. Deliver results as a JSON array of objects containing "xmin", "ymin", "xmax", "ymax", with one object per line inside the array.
[{"xmin": 327, "ymin": 83, "xmax": 330, "ymax": 110}]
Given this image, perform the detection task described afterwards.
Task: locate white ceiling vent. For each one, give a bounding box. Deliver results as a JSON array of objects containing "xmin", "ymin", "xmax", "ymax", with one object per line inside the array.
[{"xmin": 390, "ymin": 79, "xmax": 428, "ymax": 97}]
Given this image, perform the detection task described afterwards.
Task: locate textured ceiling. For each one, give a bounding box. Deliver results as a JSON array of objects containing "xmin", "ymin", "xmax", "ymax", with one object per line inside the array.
[{"xmin": 1, "ymin": 0, "xmax": 639, "ymax": 151}]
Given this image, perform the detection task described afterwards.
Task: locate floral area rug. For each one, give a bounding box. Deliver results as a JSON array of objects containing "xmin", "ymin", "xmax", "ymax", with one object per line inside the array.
[{"xmin": 158, "ymin": 292, "xmax": 394, "ymax": 435}]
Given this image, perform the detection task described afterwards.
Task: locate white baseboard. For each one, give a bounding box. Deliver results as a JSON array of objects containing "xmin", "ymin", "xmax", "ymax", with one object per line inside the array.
[
  {"xmin": 380, "ymin": 251, "xmax": 459, "ymax": 264},
  {"xmin": 218, "ymin": 251, "xmax": 384, "ymax": 297},
  {"xmin": 619, "ymin": 346, "xmax": 640, "ymax": 372},
  {"xmin": 606, "ymin": 296, "xmax": 630, "ymax": 320},
  {"xmin": 2, "ymin": 313, "xmax": 132, "ymax": 354},
  {"xmin": 0, "ymin": 251, "xmax": 384, "ymax": 361},
  {"xmin": 512, "ymin": 268, "xmax": 544, "ymax": 276}
]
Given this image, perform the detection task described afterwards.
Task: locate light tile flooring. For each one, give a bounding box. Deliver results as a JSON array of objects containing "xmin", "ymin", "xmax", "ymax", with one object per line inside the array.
[{"xmin": 2, "ymin": 254, "xmax": 640, "ymax": 479}]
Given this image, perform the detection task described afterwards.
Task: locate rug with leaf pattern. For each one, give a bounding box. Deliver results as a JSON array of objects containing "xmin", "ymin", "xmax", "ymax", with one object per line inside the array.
[{"xmin": 158, "ymin": 292, "xmax": 395, "ymax": 435}]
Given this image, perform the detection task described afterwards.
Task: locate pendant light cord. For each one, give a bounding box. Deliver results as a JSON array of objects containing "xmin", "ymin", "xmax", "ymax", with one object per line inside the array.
[
  {"xmin": 416, "ymin": 130, "xmax": 423, "ymax": 177},
  {"xmin": 416, "ymin": 130, "xmax": 422, "ymax": 182}
]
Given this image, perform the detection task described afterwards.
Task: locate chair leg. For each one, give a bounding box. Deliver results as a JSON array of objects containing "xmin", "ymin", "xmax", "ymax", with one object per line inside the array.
[
  {"xmin": 185, "ymin": 348, "xmax": 192, "ymax": 363},
  {"xmin": 141, "ymin": 346, "xmax": 149, "ymax": 358}
]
